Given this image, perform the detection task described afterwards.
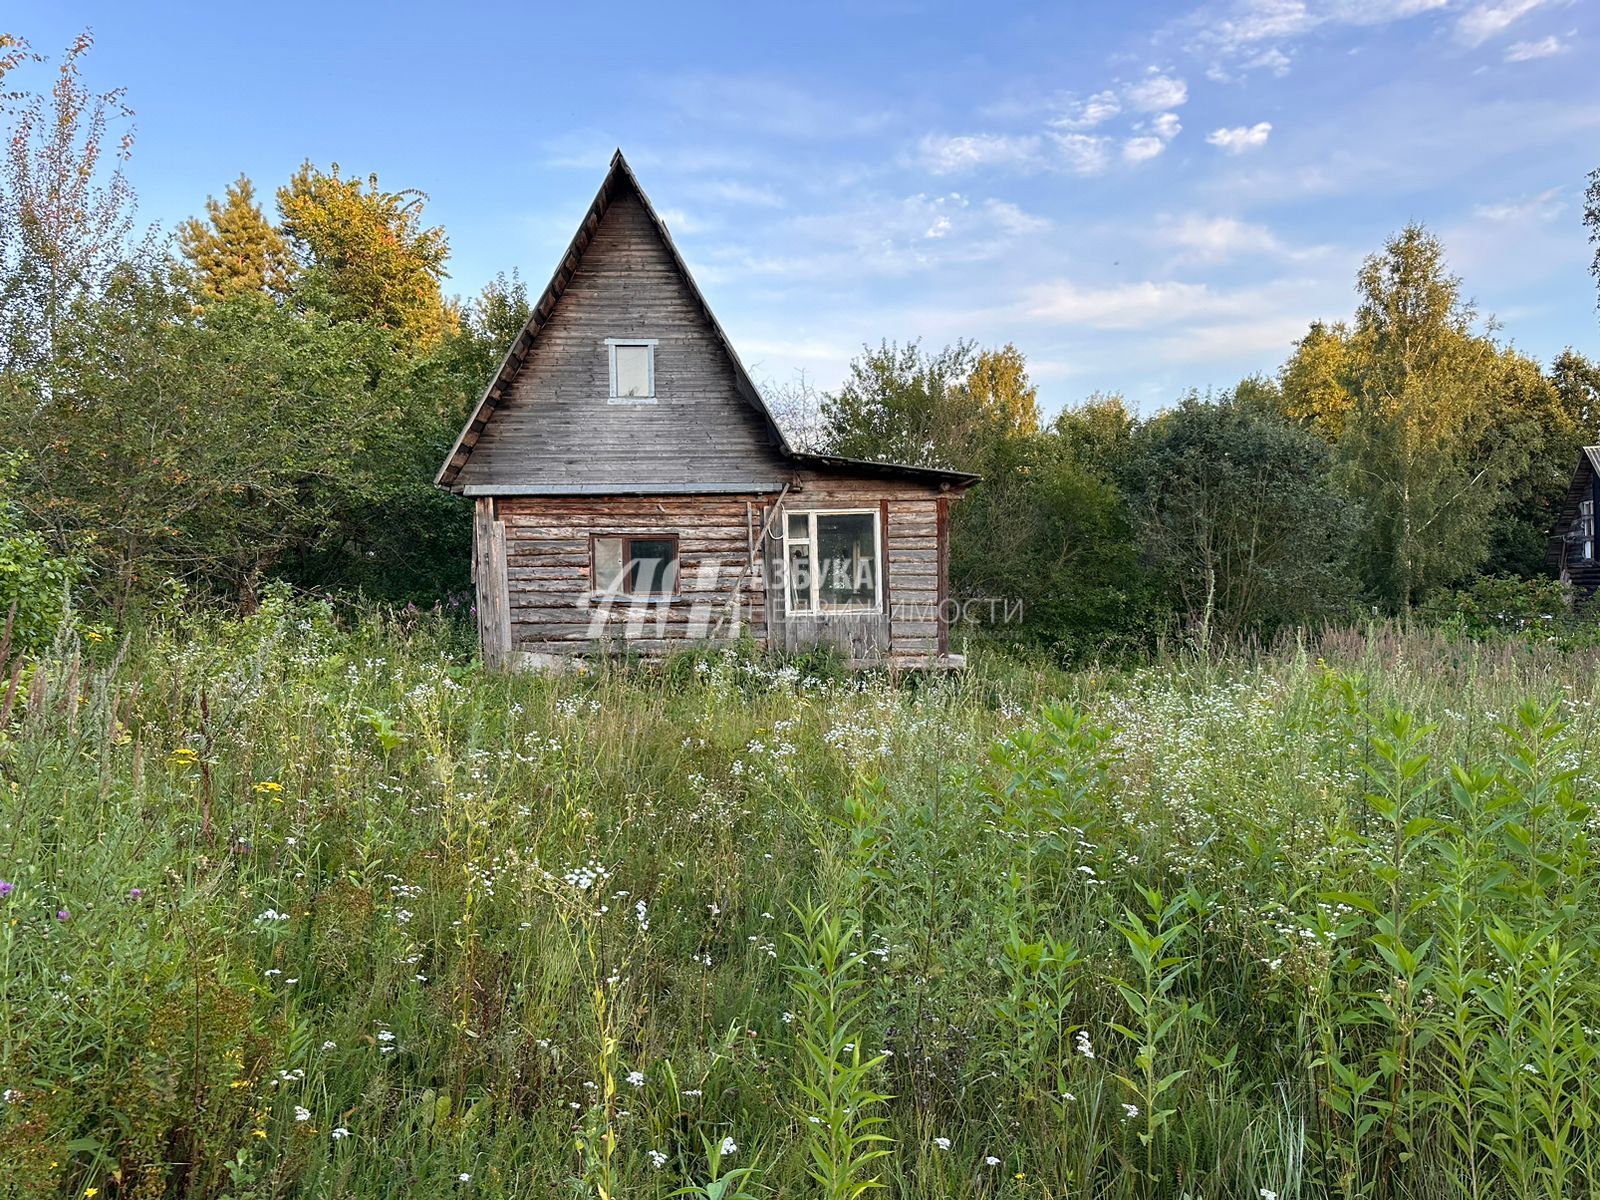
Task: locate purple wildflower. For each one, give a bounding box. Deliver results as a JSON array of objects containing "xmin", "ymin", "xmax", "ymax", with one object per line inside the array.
[
  {"xmin": 55, "ymin": 909, "xmax": 69, "ymax": 921},
  {"xmin": 129, "ymin": 888, "xmax": 143, "ymax": 900},
  {"xmin": 0, "ymin": 881, "xmax": 13, "ymax": 899}
]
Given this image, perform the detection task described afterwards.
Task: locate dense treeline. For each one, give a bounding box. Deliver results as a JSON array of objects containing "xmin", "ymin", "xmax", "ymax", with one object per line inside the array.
[
  {"xmin": 796, "ymin": 233, "xmax": 1600, "ymax": 658},
  {"xmin": 2, "ymin": 33, "xmax": 1600, "ymax": 661}
]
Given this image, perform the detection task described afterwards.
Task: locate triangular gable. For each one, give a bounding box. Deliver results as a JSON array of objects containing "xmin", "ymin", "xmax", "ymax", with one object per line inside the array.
[{"xmin": 436, "ymin": 150, "xmax": 792, "ymax": 492}]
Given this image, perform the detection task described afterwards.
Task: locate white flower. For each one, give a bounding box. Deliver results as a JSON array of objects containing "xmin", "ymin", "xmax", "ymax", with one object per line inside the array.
[
  {"xmin": 719, "ymin": 1136, "xmax": 738, "ymax": 1156},
  {"xmin": 933, "ymin": 1136, "xmax": 951, "ymax": 1150},
  {"xmin": 1061, "ymin": 1091, "xmax": 1076, "ymax": 1102},
  {"xmin": 321, "ymin": 1041, "xmax": 337, "ymax": 1051},
  {"xmin": 626, "ymin": 1070, "xmax": 646, "ymax": 1088},
  {"xmin": 1122, "ymin": 1103, "xmax": 1140, "ymax": 1118},
  {"xmin": 457, "ymin": 1173, "xmax": 471, "ymax": 1182},
  {"xmin": 294, "ymin": 1106, "xmax": 311, "ymax": 1122},
  {"xmin": 1075, "ymin": 1029, "xmax": 1096, "ymax": 1059},
  {"xmin": 984, "ymin": 1155, "xmax": 1001, "ymax": 1166},
  {"xmin": 331, "ymin": 1126, "xmax": 351, "ymax": 1141},
  {"xmin": 647, "ymin": 1149, "xmax": 667, "ymax": 1168},
  {"xmin": 1260, "ymin": 1190, "xmax": 1278, "ymax": 1200},
  {"xmin": 377, "ymin": 1030, "xmax": 396, "ymax": 1042}
]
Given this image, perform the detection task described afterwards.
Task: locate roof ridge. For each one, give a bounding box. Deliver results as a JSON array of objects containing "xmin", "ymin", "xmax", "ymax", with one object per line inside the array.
[{"xmin": 435, "ymin": 151, "xmax": 791, "ymax": 491}]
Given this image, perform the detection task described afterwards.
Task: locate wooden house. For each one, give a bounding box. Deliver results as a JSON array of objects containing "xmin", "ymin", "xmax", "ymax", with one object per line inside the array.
[
  {"xmin": 436, "ymin": 152, "xmax": 978, "ymax": 670},
  {"xmin": 1548, "ymin": 446, "xmax": 1600, "ymax": 595}
]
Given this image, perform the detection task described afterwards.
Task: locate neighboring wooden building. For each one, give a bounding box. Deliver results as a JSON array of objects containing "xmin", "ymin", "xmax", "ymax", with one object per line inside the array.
[
  {"xmin": 1548, "ymin": 447, "xmax": 1600, "ymax": 595},
  {"xmin": 436, "ymin": 151, "xmax": 978, "ymax": 670}
]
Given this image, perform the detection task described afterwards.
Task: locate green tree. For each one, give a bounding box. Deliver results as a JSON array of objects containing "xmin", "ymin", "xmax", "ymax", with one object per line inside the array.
[
  {"xmin": 1336, "ymin": 224, "xmax": 1506, "ymax": 608},
  {"xmin": 956, "ymin": 413, "xmax": 1153, "ymax": 662},
  {"xmin": 1125, "ymin": 396, "xmax": 1357, "ymax": 642},
  {"xmin": 177, "ymin": 173, "xmax": 294, "ymax": 304},
  {"xmin": 276, "ymin": 160, "xmax": 453, "ymax": 348},
  {"xmin": 1552, "ymin": 348, "xmax": 1600, "ymax": 437},
  {"xmin": 820, "ymin": 339, "xmax": 1035, "ymax": 470},
  {"xmin": 1478, "ymin": 348, "xmax": 1582, "ymax": 576}
]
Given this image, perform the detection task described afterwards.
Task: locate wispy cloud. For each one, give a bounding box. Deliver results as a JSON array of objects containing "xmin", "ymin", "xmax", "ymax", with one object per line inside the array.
[
  {"xmin": 1182, "ymin": 0, "xmax": 1448, "ymax": 75},
  {"xmin": 1154, "ymin": 213, "xmax": 1287, "ymax": 261},
  {"xmin": 1207, "ymin": 122, "xmax": 1274, "ymax": 152},
  {"xmin": 1050, "ymin": 132, "xmax": 1114, "ymax": 175},
  {"xmin": 1472, "ymin": 186, "xmax": 1565, "ymax": 222},
  {"xmin": 1455, "ymin": 0, "xmax": 1550, "ymax": 46},
  {"xmin": 1504, "ymin": 33, "xmax": 1566, "ymax": 59},
  {"xmin": 1052, "ymin": 90, "xmax": 1123, "ymax": 130},
  {"xmin": 918, "ymin": 133, "xmax": 1042, "ymax": 175}
]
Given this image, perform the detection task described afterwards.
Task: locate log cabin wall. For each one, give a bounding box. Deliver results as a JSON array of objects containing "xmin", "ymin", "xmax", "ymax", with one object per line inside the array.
[
  {"xmin": 762, "ymin": 474, "xmax": 949, "ymax": 666},
  {"xmin": 1549, "ymin": 454, "xmax": 1600, "ymax": 595},
  {"xmin": 497, "ymin": 493, "xmax": 768, "ymax": 658},
  {"xmin": 453, "ymin": 186, "xmax": 788, "ymax": 495},
  {"xmin": 489, "ymin": 474, "xmax": 955, "ymax": 667}
]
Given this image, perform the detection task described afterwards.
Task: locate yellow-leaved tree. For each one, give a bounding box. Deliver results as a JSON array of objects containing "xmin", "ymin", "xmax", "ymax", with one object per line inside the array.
[{"xmin": 276, "ymin": 161, "xmax": 455, "ymax": 348}]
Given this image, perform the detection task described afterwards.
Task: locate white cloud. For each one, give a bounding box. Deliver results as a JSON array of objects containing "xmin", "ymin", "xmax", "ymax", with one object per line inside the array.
[
  {"xmin": 1456, "ymin": 0, "xmax": 1549, "ymax": 46},
  {"xmin": 1152, "ymin": 112, "xmax": 1184, "ymax": 140},
  {"xmin": 983, "ymin": 199, "xmax": 1050, "ymax": 236},
  {"xmin": 918, "ymin": 133, "xmax": 1043, "ymax": 175},
  {"xmin": 1154, "ymin": 214, "xmax": 1287, "ymax": 261},
  {"xmin": 1185, "ymin": 0, "xmax": 1447, "ymax": 73},
  {"xmin": 1123, "ymin": 136, "xmax": 1168, "ymax": 163},
  {"xmin": 1050, "ymin": 132, "xmax": 1114, "ymax": 175},
  {"xmin": 1504, "ymin": 33, "xmax": 1565, "ymax": 59},
  {"xmin": 1124, "ymin": 71, "xmax": 1190, "ymax": 112},
  {"xmin": 1052, "ymin": 90, "xmax": 1122, "ymax": 130},
  {"xmin": 1472, "ymin": 186, "xmax": 1565, "ymax": 222},
  {"xmin": 1017, "ymin": 279, "xmax": 1216, "ymax": 329},
  {"xmin": 658, "ymin": 208, "xmax": 710, "ymax": 235},
  {"xmin": 1207, "ymin": 122, "xmax": 1274, "ymax": 153}
]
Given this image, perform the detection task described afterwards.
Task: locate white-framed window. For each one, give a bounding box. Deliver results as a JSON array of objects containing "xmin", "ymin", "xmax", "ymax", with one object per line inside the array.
[
  {"xmin": 606, "ymin": 338, "xmax": 656, "ymax": 402},
  {"xmin": 782, "ymin": 508, "xmax": 882, "ymax": 614},
  {"xmin": 1581, "ymin": 499, "xmax": 1594, "ymax": 562}
]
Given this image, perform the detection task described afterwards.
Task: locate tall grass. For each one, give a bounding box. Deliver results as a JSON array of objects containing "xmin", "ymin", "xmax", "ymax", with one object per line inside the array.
[{"xmin": 3, "ymin": 594, "xmax": 1600, "ymax": 1198}]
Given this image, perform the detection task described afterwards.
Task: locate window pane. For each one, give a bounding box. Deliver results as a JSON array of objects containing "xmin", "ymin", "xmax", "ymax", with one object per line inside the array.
[
  {"xmin": 594, "ymin": 538, "xmax": 625, "ymax": 593},
  {"xmin": 614, "ymin": 344, "xmax": 651, "ymax": 397},
  {"xmin": 786, "ymin": 512, "xmax": 809, "ymax": 541},
  {"xmin": 627, "ymin": 537, "xmax": 677, "ymax": 595},
  {"xmin": 787, "ymin": 543, "xmax": 813, "ymax": 612},
  {"xmin": 815, "ymin": 513, "xmax": 878, "ymax": 608}
]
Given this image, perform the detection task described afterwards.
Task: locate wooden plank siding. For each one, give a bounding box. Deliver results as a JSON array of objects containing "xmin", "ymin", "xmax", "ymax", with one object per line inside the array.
[{"xmin": 454, "ymin": 187, "xmax": 788, "ymax": 494}]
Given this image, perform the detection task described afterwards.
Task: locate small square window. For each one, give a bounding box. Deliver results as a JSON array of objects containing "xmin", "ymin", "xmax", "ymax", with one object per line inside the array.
[
  {"xmin": 592, "ymin": 535, "xmax": 678, "ymax": 597},
  {"xmin": 607, "ymin": 339, "xmax": 656, "ymax": 401}
]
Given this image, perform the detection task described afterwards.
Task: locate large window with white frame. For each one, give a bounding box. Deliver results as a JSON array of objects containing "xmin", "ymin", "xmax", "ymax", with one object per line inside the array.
[
  {"xmin": 606, "ymin": 338, "xmax": 656, "ymax": 402},
  {"xmin": 1581, "ymin": 498, "xmax": 1595, "ymax": 562},
  {"xmin": 782, "ymin": 508, "xmax": 882, "ymax": 614}
]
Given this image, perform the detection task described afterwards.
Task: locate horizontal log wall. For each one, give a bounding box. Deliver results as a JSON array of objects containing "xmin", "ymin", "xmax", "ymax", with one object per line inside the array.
[
  {"xmin": 500, "ymin": 494, "xmax": 766, "ymax": 658},
  {"xmin": 496, "ymin": 474, "xmax": 958, "ymax": 667},
  {"xmin": 766, "ymin": 473, "xmax": 949, "ymax": 663}
]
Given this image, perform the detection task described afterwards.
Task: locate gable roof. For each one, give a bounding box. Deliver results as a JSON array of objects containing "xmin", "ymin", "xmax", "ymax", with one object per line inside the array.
[{"xmin": 436, "ymin": 151, "xmax": 978, "ymax": 493}]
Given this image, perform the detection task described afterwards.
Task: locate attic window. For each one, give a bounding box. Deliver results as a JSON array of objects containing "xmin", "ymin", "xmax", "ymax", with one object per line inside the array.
[{"xmin": 607, "ymin": 339, "xmax": 656, "ymax": 402}]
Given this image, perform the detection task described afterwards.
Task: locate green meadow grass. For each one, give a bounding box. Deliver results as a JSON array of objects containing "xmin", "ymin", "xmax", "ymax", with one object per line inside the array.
[{"xmin": 5, "ymin": 596, "xmax": 1600, "ymax": 1199}]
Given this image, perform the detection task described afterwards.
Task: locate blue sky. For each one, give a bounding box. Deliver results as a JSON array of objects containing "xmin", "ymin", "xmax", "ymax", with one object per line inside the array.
[{"xmin": 10, "ymin": 0, "xmax": 1598, "ymax": 413}]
